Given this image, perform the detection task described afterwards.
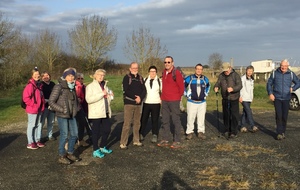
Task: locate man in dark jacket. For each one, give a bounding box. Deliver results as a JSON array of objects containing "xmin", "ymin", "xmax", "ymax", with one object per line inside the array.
[
  {"xmin": 120, "ymin": 62, "xmax": 146, "ymax": 149},
  {"xmin": 267, "ymin": 59, "xmax": 300, "ymax": 140},
  {"xmin": 214, "ymin": 62, "xmax": 242, "ymax": 138}
]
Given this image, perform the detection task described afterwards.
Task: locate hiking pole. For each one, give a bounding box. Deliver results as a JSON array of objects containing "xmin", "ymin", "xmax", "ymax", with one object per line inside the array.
[{"xmin": 216, "ymin": 92, "xmax": 221, "ymax": 138}]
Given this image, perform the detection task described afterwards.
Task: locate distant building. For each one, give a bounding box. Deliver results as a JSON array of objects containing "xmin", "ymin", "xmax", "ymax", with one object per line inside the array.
[{"xmin": 251, "ymin": 59, "xmax": 280, "ymax": 80}]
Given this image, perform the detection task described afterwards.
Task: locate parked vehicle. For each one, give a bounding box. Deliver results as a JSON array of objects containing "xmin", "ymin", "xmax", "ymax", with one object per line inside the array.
[{"xmin": 290, "ymin": 74, "xmax": 300, "ymax": 110}]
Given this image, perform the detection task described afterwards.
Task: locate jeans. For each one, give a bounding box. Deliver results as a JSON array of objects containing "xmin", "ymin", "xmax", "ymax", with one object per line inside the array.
[
  {"xmin": 274, "ymin": 99, "xmax": 289, "ymax": 135},
  {"xmin": 27, "ymin": 113, "xmax": 42, "ymax": 144},
  {"xmin": 57, "ymin": 117, "xmax": 78, "ymax": 156},
  {"xmin": 241, "ymin": 101, "xmax": 255, "ymax": 128},
  {"xmin": 41, "ymin": 107, "xmax": 55, "ymax": 138},
  {"xmin": 161, "ymin": 100, "xmax": 182, "ymax": 142}
]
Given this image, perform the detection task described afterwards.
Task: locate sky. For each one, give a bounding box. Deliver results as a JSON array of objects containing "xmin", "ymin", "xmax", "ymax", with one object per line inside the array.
[{"xmin": 1, "ymin": 0, "xmax": 300, "ymax": 67}]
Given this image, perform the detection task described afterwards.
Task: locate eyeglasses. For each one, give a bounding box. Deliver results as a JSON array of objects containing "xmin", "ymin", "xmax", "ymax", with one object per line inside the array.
[
  {"xmin": 77, "ymin": 78, "xmax": 83, "ymax": 80},
  {"xmin": 164, "ymin": 62, "xmax": 171, "ymax": 64}
]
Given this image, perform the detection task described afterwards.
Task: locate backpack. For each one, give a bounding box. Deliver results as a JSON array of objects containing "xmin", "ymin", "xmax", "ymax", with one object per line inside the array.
[
  {"xmin": 128, "ymin": 73, "xmax": 143, "ymax": 85},
  {"xmin": 21, "ymin": 83, "xmax": 37, "ymax": 109},
  {"xmin": 171, "ymin": 67, "xmax": 185, "ymax": 81},
  {"xmin": 272, "ymin": 69, "xmax": 294, "ymax": 87},
  {"xmin": 144, "ymin": 77, "xmax": 161, "ymax": 94}
]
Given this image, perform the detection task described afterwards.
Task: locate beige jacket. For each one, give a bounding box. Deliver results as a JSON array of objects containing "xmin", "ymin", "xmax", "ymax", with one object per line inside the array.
[{"xmin": 85, "ymin": 80, "xmax": 112, "ymax": 119}]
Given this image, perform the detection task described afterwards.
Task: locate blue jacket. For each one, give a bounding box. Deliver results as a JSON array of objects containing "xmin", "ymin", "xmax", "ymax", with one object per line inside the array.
[
  {"xmin": 184, "ymin": 74, "xmax": 210, "ymax": 103},
  {"xmin": 267, "ymin": 68, "xmax": 300, "ymax": 100}
]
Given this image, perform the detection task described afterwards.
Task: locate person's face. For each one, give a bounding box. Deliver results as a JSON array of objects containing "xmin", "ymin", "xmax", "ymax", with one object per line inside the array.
[
  {"xmin": 95, "ymin": 72, "xmax": 105, "ymax": 82},
  {"xmin": 224, "ymin": 68, "xmax": 232, "ymax": 76},
  {"xmin": 164, "ymin": 58, "xmax": 174, "ymax": 70},
  {"xmin": 246, "ymin": 69, "xmax": 254, "ymax": 77},
  {"xmin": 76, "ymin": 75, "xmax": 84, "ymax": 83},
  {"xmin": 195, "ymin": 65, "xmax": 203, "ymax": 76},
  {"xmin": 65, "ymin": 74, "xmax": 75, "ymax": 83},
  {"xmin": 129, "ymin": 63, "xmax": 139, "ymax": 75},
  {"xmin": 42, "ymin": 73, "xmax": 50, "ymax": 82},
  {"xmin": 280, "ymin": 61, "xmax": 289, "ymax": 73},
  {"xmin": 32, "ymin": 71, "xmax": 40, "ymax": 81},
  {"xmin": 149, "ymin": 69, "xmax": 157, "ymax": 79}
]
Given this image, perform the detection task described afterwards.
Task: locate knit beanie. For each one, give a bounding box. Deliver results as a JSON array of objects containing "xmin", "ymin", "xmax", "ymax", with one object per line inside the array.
[{"xmin": 63, "ymin": 68, "xmax": 76, "ymax": 79}]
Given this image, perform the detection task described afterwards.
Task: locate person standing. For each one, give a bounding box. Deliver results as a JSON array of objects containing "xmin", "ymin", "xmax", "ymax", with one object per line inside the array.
[
  {"xmin": 23, "ymin": 67, "xmax": 45, "ymax": 149},
  {"xmin": 267, "ymin": 59, "xmax": 300, "ymax": 140},
  {"xmin": 214, "ymin": 62, "xmax": 242, "ymax": 139},
  {"xmin": 75, "ymin": 72, "xmax": 92, "ymax": 147},
  {"xmin": 40, "ymin": 71, "xmax": 56, "ymax": 141},
  {"xmin": 120, "ymin": 62, "xmax": 146, "ymax": 149},
  {"xmin": 157, "ymin": 56, "xmax": 184, "ymax": 148},
  {"xmin": 49, "ymin": 67, "xmax": 81, "ymax": 164},
  {"xmin": 239, "ymin": 66, "xmax": 259, "ymax": 133},
  {"xmin": 86, "ymin": 69, "xmax": 113, "ymax": 158},
  {"xmin": 140, "ymin": 65, "xmax": 162, "ymax": 143},
  {"xmin": 185, "ymin": 63, "xmax": 210, "ymax": 140}
]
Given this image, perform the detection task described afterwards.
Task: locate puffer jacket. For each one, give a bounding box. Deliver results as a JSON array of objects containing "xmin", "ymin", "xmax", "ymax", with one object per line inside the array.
[
  {"xmin": 267, "ymin": 68, "xmax": 300, "ymax": 100},
  {"xmin": 214, "ymin": 69, "xmax": 242, "ymax": 100},
  {"xmin": 23, "ymin": 78, "xmax": 45, "ymax": 114},
  {"xmin": 49, "ymin": 78, "xmax": 79, "ymax": 118}
]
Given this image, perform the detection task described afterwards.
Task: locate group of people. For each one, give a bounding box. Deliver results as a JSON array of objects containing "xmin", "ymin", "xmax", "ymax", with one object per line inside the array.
[{"xmin": 22, "ymin": 57, "xmax": 300, "ymax": 164}]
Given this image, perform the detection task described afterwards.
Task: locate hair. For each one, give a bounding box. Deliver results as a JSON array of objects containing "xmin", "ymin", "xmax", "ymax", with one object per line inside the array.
[
  {"xmin": 41, "ymin": 71, "xmax": 51, "ymax": 78},
  {"xmin": 246, "ymin": 65, "xmax": 254, "ymax": 72},
  {"xmin": 195, "ymin": 63, "xmax": 203, "ymax": 68},
  {"xmin": 148, "ymin": 65, "xmax": 157, "ymax": 72},
  {"xmin": 93, "ymin": 69, "xmax": 106, "ymax": 79},
  {"xmin": 76, "ymin": 72, "xmax": 84, "ymax": 78},
  {"xmin": 31, "ymin": 67, "xmax": 39, "ymax": 75},
  {"xmin": 281, "ymin": 59, "xmax": 289, "ymax": 65},
  {"xmin": 130, "ymin": 62, "xmax": 138, "ymax": 68},
  {"xmin": 164, "ymin": 56, "xmax": 173, "ymax": 62}
]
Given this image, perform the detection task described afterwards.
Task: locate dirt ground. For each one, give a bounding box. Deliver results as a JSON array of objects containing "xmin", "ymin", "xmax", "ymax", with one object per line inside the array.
[{"xmin": 0, "ymin": 110, "xmax": 300, "ymax": 190}]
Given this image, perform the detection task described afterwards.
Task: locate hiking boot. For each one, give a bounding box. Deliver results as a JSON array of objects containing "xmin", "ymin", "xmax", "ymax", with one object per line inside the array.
[
  {"xmin": 282, "ymin": 133, "xmax": 286, "ymax": 139},
  {"xmin": 240, "ymin": 127, "xmax": 248, "ymax": 133},
  {"xmin": 277, "ymin": 134, "xmax": 284, "ymax": 140},
  {"xmin": 170, "ymin": 142, "xmax": 182, "ymax": 149},
  {"xmin": 36, "ymin": 141, "xmax": 45, "ymax": 148},
  {"xmin": 230, "ymin": 134, "xmax": 238, "ymax": 139},
  {"xmin": 157, "ymin": 140, "xmax": 169, "ymax": 147},
  {"xmin": 139, "ymin": 134, "xmax": 144, "ymax": 141},
  {"xmin": 58, "ymin": 156, "xmax": 71, "ymax": 165},
  {"xmin": 151, "ymin": 135, "xmax": 158, "ymax": 143},
  {"xmin": 48, "ymin": 136, "xmax": 56, "ymax": 141},
  {"xmin": 93, "ymin": 150, "xmax": 105, "ymax": 158},
  {"xmin": 252, "ymin": 126, "xmax": 259, "ymax": 132},
  {"xmin": 27, "ymin": 143, "xmax": 39, "ymax": 150},
  {"xmin": 120, "ymin": 144, "xmax": 128, "ymax": 150},
  {"xmin": 67, "ymin": 153, "xmax": 81, "ymax": 162},
  {"xmin": 198, "ymin": 132, "xmax": 206, "ymax": 140},
  {"xmin": 79, "ymin": 140, "xmax": 89, "ymax": 147},
  {"xmin": 133, "ymin": 142, "xmax": 143, "ymax": 147},
  {"xmin": 186, "ymin": 133, "xmax": 193, "ymax": 140},
  {"xmin": 100, "ymin": 147, "xmax": 112, "ymax": 154}
]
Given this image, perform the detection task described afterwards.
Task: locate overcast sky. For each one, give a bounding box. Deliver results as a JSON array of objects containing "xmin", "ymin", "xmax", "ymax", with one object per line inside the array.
[{"xmin": 1, "ymin": 0, "xmax": 300, "ymax": 67}]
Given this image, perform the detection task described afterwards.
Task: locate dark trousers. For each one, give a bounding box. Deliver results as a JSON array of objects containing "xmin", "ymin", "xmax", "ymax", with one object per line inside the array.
[
  {"xmin": 274, "ymin": 99, "xmax": 289, "ymax": 135},
  {"xmin": 222, "ymin": 99, "xmax": 239, "ymax": 135},
  {"xmin": 75, "ymin": 109, "xmax": 92, "ymax": 141},
  {"xmin": 90, "ymin": 116, "xmax": 111, "ymax": 151},
  {"xmin": 140, "ymin": 103, "xmax": 161, "ymax": 136}
]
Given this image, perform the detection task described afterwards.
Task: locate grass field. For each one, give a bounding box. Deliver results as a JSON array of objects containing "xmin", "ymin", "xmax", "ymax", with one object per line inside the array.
[{"xmin": 0, "ymin": 74, "xmax": 273, "ymax": 127}]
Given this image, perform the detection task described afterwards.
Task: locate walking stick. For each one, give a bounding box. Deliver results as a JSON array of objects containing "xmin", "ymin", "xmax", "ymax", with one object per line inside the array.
[{"xmin": 216, "ymin": 92, "xmax": 221, "ymax": 138}]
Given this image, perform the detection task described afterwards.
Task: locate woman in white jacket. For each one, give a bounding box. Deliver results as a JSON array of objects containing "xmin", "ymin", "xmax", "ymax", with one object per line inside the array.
[
  {"xmin": 86, "ymin": 69, "xmax": 113, "ymax": 158},
  {"xmin": 239, "ymin": 65, "xmax": 259, "ymax": 133}
]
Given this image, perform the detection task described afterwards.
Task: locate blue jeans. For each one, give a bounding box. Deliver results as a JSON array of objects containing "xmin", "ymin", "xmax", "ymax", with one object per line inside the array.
[
  {"xmin": 241, "ymin": 101, "xmax": 255, "ymax": 128},
  {"xmin": 27, "ymin": 113, "xmax": 42, "ymax": 144},
  {"xmin": 57, "ymin": 117, "xmax": 78, "ymax": 156},
  {"xmin": 41, "ymin": 107, "xmax": 55, "ymax": 138}
]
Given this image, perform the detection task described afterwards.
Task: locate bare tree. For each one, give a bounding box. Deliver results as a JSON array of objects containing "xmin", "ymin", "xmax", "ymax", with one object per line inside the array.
[
  {"xmin": 68, "ymin": 15, "xmax": 117, "ymax": 71},
  {"xmin": 208, "ymin": 52, "xmax": 223, "ymax": 70},
  {"xmin": 123, "ymin": 26, "xmax": 167, "ymax": 75},
  {"xmin": 33, "ymin": 29, "xmax": 61, "ymax": 73}
]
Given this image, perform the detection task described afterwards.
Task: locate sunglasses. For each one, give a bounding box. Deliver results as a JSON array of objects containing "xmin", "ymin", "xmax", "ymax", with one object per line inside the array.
[{"xmin": 164, "ymin": 62, "xmax": 171, "ymax": 64}]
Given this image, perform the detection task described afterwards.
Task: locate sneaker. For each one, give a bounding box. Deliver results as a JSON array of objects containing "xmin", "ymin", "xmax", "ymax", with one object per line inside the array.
[
  {"xmin": 79, "ymin": 140, "xmax": 89, "ymax": 147},
  {"xmin": 58, "ymin": 156, "xmax": 71, "ymax": 165},
  {"xmin": 100, "ymin": 147, "xmax": 112, "ymax": 154},
  {"xmin": 139, "ymin": 134, "xmax": 144, "ymax": 141},
  {"xmin": 27, "ymin": 143, "xmax": 39, "ymax": 150},
  {"xmin": 157, "ymin": 140, "xmax": 169, "ymax": 147},
  {"xmin": 252, "ymin": 126, "xmax": 259, "ymax": 132},
  {"xmin": 282, "ymin": 133, "xmax": 286, "ymax": 139},
  {"xmin": 133, "ymin": 142, "xmax": 143, "ymax": 147},
  {"xmin": 221, "ymin": 132, "xmax": 229, "ymax": 139},
  {"xmin": 151, "ymin": 135, "xmax": 158, "ymax": 143},
  {"xmin": 36, "ymin": 141, "xmax": 45, "ymax": 148},
  {"xmin": 240, "ymin": 127, "xmax": 248, "ymax": 133},
  {"xmin": 48, "ymin": 136, "xmax": 56, "ymax": 141},
  {"xmin": 229, "ymin": 134, "xmax": 238, "ymax": 139},
  {"xmin": 186, "ymin": 133, "xmax": 193, "ymax": 140},
  {"xmin": 170, "ymin": 142, "xmax": 182, "ymax": 149},
  {"xmin": 277, "ymin": 134, "xmax": 284, "ymax": 140},
  {"xmin": 93, "ymin": 150, "xmax": 105, "ymax": 158},
  {"xmin": 67, "ymin": 153, "xmax": 81, "ymax": 162},
  {"xmin": 120, "ymin": 144, "xmax": 128, "ymax": 149},
  {"xmin": 198, "ymin": 132, "xmax": 206, "ymax": 140}
]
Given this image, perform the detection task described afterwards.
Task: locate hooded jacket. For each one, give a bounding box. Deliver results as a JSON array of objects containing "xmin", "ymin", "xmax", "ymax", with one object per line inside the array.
[
  {"xmin": 240, "ymin": 74, "xmax": 254, "ymax": 102},
  {"xmin": 23, "ymin": 78, "xmax": 45, "ymax": 114}
]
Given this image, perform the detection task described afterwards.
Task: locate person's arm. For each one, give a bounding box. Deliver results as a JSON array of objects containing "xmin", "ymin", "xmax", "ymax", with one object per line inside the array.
[{"xmin": 266, "ymin": 72, "xmax": 275, "ymax": 101}]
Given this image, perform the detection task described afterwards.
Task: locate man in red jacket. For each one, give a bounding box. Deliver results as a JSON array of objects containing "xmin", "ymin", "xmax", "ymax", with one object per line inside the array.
[{"xmin": 157, "ymin": 56, "xmax": 184, "ymax": 149}]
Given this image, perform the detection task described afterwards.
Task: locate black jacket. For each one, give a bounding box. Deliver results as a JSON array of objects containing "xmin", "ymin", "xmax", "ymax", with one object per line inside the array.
[{"xmin": 122, "ymin": 73, "xmax": 146, "ymax": 105}]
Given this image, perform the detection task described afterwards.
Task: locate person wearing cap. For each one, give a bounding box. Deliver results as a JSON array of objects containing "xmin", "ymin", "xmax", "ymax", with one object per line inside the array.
[
  {"xmin": 214, "ymin": 62, "xmax": 242, "ymax": 138},
  {"xmin": 49, "ymin": 67, "xmax": 81, "ymax": 164}
]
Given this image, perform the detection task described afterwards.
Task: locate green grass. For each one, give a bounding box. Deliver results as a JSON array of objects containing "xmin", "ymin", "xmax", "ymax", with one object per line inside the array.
[{"xmin": 0, "ymin": 76, "xmax": 273, "ymax": 128}]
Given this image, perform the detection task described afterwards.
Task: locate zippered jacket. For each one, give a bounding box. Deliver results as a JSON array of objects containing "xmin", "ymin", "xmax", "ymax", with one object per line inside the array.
[
  {"xmin": 161, "ymin": 67, "xmax": 184, "ymax": 101},
  {"xmin": 23, "ymin": 78, "xmax": 45, "ymax": 114},
  {"xmin": 184, "ymin": 74, "xmax": 210, "ymax": 103},
  {"xmin": 240, "ymin": 74, "xmax": 254, "ymax": 102}
]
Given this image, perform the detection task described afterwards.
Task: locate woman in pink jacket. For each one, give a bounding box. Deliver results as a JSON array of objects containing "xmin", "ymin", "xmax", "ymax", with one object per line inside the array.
[{"xmin": 23, "ymin": 67, "xmax": 45, "ymax": 149}]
